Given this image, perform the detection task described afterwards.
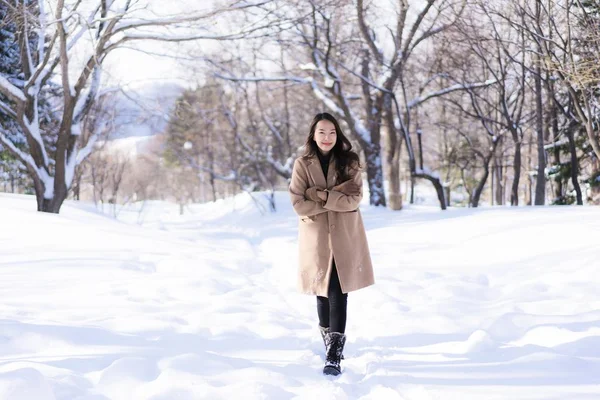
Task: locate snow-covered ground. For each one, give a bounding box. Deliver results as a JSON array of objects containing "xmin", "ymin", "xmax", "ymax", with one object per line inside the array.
[{"xmin": 1, "ymin": 191, "xmax": 599, "ymax": 400}]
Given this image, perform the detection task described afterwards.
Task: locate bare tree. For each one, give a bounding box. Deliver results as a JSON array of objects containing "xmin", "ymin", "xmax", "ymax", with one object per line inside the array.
[
  {"xmin": 0, "ymin": 0, "xmax": 275, "ymax": 213},
  {"xmin": 213, "ymin": 0, "xmax": 500, "ymax": 210}
]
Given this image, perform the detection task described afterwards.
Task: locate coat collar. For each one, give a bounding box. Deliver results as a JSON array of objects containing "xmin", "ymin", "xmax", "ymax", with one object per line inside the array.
[{"xmin": 307, "ymin": 152, "xmax": 337, "ymax": 189}]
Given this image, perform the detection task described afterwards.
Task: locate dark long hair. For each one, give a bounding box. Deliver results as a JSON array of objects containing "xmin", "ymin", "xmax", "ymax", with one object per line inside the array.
[{"xmin": 302, "ymin": 112, "xmax": 361, "ymax": 184}]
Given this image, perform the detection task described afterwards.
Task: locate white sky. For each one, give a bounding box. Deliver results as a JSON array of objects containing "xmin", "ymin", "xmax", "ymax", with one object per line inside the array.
[
  {"xmin": 100, "ymin": 0, "xmax": 223, "ymax": 89},
  {"xmin": 61, "ymin": 0, "xmax": 443, "ymax": 95}
]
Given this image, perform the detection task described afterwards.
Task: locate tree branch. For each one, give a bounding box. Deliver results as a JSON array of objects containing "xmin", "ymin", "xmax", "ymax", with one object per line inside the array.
[
  {"xmin": 357, "ymin": 0, "xmax": 384, "ymax": 64},
  {"xmin": 407, "ymin": 79, "xmax": 498, "ymax": 109}
]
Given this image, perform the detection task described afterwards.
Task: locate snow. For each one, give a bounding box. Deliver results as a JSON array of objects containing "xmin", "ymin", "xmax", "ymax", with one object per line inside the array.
[
  {"xmin": 376, "ymin": 67, "xmax": 393, "ymax": 88},
  {"xmin": 0, "ymin": 74, "xmax": 26, "ymax": 102},
  {"xmin": 415, "ymin": 167, "xmax": 441, "ymax": 180},
  {"xmin": 299, "ymin": 63, "xmax": 317, "ymax": 71},
  {"xmin": 24, "ymin": 115, "xmax": 50, "ymax": 168},
  {"xmin": 38, "ymin": 168, "xmax": 54, "ymax": 199},
  {"xmin": 310, "ymin": 81, "xmax": 344, "ymax": 115},
  {"xmin": 324, "ymin": 77, "xmax": 335, "ymax": 88},
  {"xmin": 544, "ymin": 138, "xmax": 569, "ymax": 150},
  {"xmin": 1, "ymin": 191, "xmax": 600, "ymax": 399},
  {"xmin": 71, "ymin": 123, "xmax": 82, "ymax": 136},
  {"xmin": 0, "ymin": 133, "xmax": 39, "ymax": 177}
]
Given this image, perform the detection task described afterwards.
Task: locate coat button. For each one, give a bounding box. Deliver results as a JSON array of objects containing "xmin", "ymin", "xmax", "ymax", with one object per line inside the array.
[{"xmin": 330, "ymin": 224, "xmax": 335, "ymax": 229}]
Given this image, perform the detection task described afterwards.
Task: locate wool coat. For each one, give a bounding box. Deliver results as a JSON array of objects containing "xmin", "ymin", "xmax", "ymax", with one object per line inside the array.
[{"xmin": 289, "ymin": 154, "xmax": 375, "ymax": 297}]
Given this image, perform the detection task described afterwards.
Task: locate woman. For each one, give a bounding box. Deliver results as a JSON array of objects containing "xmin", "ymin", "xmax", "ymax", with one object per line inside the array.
[{"xmin": 288, "ymin": 112, "xmax": 375, "ymax": 376}]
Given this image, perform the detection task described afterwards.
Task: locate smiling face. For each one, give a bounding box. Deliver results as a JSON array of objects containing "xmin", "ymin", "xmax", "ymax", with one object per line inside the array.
[{"xmin": 313, "ymin": 119, "xmax": 337, "ymax": 155}]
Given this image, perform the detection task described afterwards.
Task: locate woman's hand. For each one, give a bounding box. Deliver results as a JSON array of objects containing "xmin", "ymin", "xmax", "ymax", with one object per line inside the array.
[
  {"xmin": 332, "ymin": 180, "xmax": 360, "ymax": 196},
  {"xmin": 305, "ymin": 187, "xmax": 324, "ymax": 202}
]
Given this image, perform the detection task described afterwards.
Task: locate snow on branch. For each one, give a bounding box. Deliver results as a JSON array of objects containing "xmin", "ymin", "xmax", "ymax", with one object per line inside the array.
[
  {"xmin": 310, "ymin": 81, "xmax": 343, "ymax": 115},
  {"xmin": 24, "ymin": 115, "xmax": 51, "ymax": 168},
  {"xmin": 76, "ymin": 133, "xmax": 99, "ymax": 164},
  {"xmin": 265, "ymin": 153, "xmax": 293, "ymax": 179},
  {"xmin": 0, "ymin": 75, "xmax": 27, "ymax": 102},
  {"xmin": 0, "ymin": 128, "xmax": 37, "ymax": 173},
  {"xmin": 0, "ymin": 99, "xmax": 17, "ymax": 119},
  {"xmin": 415, "ymin": 167, "xmax": 440, "ymax": 180},
  {"xmin": 544, "ymin": 138, "xmax": 569, "ymax": 150}
]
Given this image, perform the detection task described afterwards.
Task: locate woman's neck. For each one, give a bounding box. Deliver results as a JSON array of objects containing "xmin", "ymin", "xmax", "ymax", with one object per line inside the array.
[{"xmin": 317, "ymin": 148, "xmax": 331, "ymax": 157}]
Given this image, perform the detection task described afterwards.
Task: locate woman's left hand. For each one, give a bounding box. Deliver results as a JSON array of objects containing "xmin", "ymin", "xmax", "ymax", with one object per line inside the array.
[
  {"xmin": 305, "ymin": 187, "xmax": 325, "ymax": 202},
  {"xmin": 317, "ymin": 190, "xmax": 328, "ymax": 202}
]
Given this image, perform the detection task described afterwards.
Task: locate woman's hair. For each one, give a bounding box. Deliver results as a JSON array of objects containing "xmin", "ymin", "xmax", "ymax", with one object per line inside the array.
[{"xmin": 302, "ymin": 112, "xmax": 361, "ymax": 183}]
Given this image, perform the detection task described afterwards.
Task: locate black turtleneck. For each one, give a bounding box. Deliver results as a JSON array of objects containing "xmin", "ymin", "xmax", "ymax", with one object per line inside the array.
[{"xmin": 316, "ymin": 150, "xmax": 331, "ymax": 181}]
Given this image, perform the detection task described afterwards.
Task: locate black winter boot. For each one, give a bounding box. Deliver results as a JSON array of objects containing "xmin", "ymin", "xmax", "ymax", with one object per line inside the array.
[
  {"xmin": 319, "ymin": 325, "xmax": 344, "ymax": 359},
  {"xmin": 323, "ymin": 332, "xmax": 346, "ymax": 376}
]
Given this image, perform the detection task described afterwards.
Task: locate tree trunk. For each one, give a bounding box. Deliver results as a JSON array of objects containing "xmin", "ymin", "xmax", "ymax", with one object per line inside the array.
[
  {"xmin": 414, "ymin": 171, "xmax": 446, "ymax": 209},
  {"xmin": 551, "ymin": 129, "xmax": 563, "ymax": 203},
  {"xmin": 546, "ymin": 85, "xmax": 563, "ymax": 203},
  {"xmin": 493, "ymin": 135, "xmax": 503, "ymax": 205},
  {"xmin": 511, "ymin": 141, "xmax": 521, "ymax": 205},
  {"xmin": 534, "ymin": 2, "xmax": 546, "ymax": 205},
  {"xmin": 491, "ymin": 161, "xmax": 494, "ymax": 206},
  {"xmin": 417, "ymin": 127, "xmax": 424, "ymax": 171},
  {"xmin": 364, "ymin": 144, "xmax": 386, "ymax": 207},
  {"xmin": 73, "ymin": 172, "xmax": 81, "ymax": 201},
  {"xmin": 591, "ymin": 159, "xmax": 600, "ymax": 205},
  {"xmin": 208, "ymin": 151, "xmax": 216, "ymax": 202},
  {"xmin": 494, "ymin": 160, "xmax": 503, "ymax": 205},
  {"xmin": 472, "ymin": 139, "xmax": 500, "ymax": 207},
  {"xmin": 525, "ymin": 126, "xmax": 533, "ymax": 205},
  {"xmin": 472, "ymin": 165, "xmax": 491, "ymax": 208},
  {"xmin": 268, "ymin": 190, "xmax": 276, "ymax": 212},
  {"xmin": 35, "ymin": 190, "xmax": 68, "ymax": 213},
  {"xmin": 566, "ymin": 127, "xmax": 583, "ymax": 205},
  {"xmin": 388, "ymin": 149, "xmax": 403, "ymax": 210},
  {"xmin": 384, "ymin": 108, "xmax": 403, "ymax": 210},
  {"xmin": 534, "ymin": 78, "xmax": 546, "ymax": 206}
]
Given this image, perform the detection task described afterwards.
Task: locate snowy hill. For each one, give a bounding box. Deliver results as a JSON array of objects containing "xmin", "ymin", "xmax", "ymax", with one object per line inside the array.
[
  {"xmin": 110, "ymin": 82, "xmax": 184, "ymax": 140},
  {"xmin": 1, "ymin": 192, "xmax": 600, "ymax": 400},
  {"xmin": 91, "ymin": 82, "xmax": 184, "ymax": 160}
]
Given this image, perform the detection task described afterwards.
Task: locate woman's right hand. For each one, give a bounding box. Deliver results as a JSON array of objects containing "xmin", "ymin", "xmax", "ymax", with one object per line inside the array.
[
  {"xmin": 332, "ymin": 180, "xmax": 360, "ymax": 196},
  {"xmin": 305, "ymin": 187, "xmax": 323, "ymax": 202}
]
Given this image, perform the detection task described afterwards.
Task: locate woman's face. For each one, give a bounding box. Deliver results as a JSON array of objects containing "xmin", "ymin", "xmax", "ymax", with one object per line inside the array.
[{"xmin": 313, "ymin": 120, "xmax": 337, "ymax": 155}]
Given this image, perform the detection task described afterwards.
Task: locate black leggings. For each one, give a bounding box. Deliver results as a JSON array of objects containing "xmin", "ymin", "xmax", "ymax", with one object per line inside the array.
[{"xmin": 316, "ymin": 259, "xmax": 348, "ymax": 333}]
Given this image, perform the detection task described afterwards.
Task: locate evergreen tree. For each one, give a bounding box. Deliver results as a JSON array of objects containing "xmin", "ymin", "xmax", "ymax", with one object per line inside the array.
[
  {"xmin": 573, "ymin": 0, "xmax": 600, "ymax": 202},
  {"xmin": 0, "ymin": 4, "xmax": 30, "ymax": 192}
]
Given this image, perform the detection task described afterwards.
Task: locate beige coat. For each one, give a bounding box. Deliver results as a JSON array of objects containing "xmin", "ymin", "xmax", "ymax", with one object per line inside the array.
[{"xmin": 288, "ymin": 154, "xmax": 375, "ymax": 297}]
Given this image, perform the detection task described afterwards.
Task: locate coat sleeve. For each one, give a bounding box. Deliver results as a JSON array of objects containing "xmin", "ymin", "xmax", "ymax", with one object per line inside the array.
[
  {"xmin": 323, "ymin": 164, "xmax": 363, "ymax": 212},
  {"xmin": 289, "ymin": 158, "xmax": 328, "ymax": 217}
]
